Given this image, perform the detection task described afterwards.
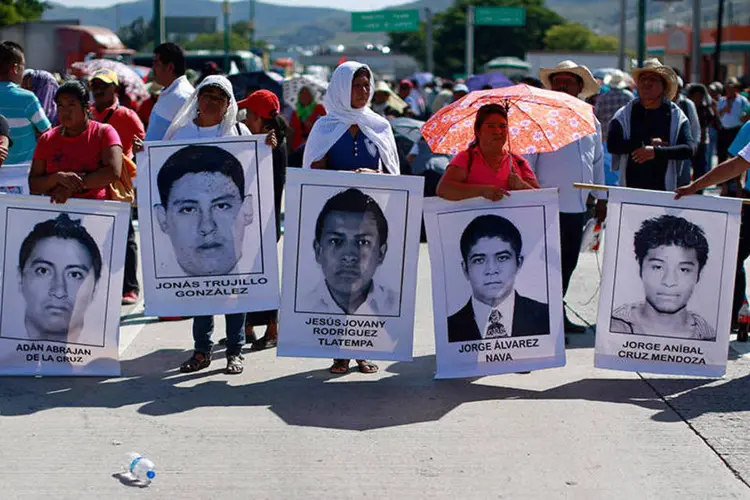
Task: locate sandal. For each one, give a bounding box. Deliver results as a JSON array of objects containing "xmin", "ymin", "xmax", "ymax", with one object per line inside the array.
[
  {"xmin": 226, "ymin": 354, "xmax": 244, "ymax": 375},
  {"xmin": 355, "ymin": 359, "xmax": 379, "ymax": 374},
  {"xmin": 180, "ymin": 351, "xmax": 211, "ymax": 373},
  {"xmin": 249, "ymin": 336, "xmax": 278, "ymax": 352},
  {"xmin": 329, "ymin": 359, "xmax": 350, "ymax": 374}
]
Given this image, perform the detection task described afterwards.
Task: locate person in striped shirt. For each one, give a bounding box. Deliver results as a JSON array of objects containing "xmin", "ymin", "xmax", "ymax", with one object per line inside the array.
[{"xmin": 0, "ymin": 41, "xmax": 51, "ymax": 165}]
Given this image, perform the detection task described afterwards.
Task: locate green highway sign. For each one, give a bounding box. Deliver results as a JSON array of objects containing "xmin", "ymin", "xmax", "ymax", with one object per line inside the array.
[
  {"xmin": 474, "ymin": 7, "xmax": 526, "ymax": 27},
  {"xmin": 351, "ymin": 9, "xmax": 420, "ymax": 33}
]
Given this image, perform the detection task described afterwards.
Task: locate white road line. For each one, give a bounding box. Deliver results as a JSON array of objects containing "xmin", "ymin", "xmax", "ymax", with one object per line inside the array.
[{"xmin": 119, "ymin": 301, "xmax": 147, "ymax": 356}]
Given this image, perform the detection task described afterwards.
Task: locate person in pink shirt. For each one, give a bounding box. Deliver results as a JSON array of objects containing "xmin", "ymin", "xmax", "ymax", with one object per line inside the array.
[
  {"xmin": 30, "ymin": 80, "xmax": 123, "ymax": 204},
  {"xmin": 437, "ymin": 104, "xmax": 539, "ymax": 201}
]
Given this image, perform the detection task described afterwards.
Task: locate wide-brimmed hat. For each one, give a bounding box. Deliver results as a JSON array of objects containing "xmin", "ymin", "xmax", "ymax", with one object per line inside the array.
[
  {"xmin": 726, "ymin": 77, "xmax": 742, "ymax": 89},
  {"xmin": 603, "ymin": 71, "xmax": 633, "ymax": 90},
  {"xmin": 540, "ymin": 60, "xmax": 600, "ymax": 98},
  {"xmin": 632, "ymin": 59, "xmax": 678, "ymax": 100}
]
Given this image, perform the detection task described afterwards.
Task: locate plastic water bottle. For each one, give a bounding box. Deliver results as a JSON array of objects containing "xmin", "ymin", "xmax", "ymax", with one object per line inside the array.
[{"xmin": 125, "ymin": 452, "xmax": 156, "ymax": 485}]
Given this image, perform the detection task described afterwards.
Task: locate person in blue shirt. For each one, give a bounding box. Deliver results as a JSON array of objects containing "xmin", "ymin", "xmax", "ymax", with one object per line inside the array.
[{"xmin": 0, "ymin": 41, "xmax": 51, "ymax": 165}]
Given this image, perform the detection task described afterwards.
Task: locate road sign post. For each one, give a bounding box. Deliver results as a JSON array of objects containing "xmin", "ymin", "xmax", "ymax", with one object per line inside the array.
[
  {"xmin": 351, "ymin": 10, "xmax": 420, "ymax": 33},
  {"xmin": 466, "ymin": 6, "xmax": 525, "ymax": 77}
]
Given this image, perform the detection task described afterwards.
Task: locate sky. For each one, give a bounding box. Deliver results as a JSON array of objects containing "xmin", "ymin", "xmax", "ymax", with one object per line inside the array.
[{"xmin": 50, "ymin": 0, "xmax": 415, "ymax": 11}]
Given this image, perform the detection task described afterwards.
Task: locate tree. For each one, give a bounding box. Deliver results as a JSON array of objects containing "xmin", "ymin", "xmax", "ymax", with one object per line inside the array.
[
  {"xmin": 231, "ymin": 20, "xmax": 250, "ymax": 39},
  {"xmin": 544, "ymin": 23, "xmax": 619, "ymax": 52},
  {"xmin": 389, "ymin": 0, "xmax": 565, "ymax": 78},
  {"xmin": 184, "ymin": 32, "xmax": 250, "ymax": 52},
  {"xmin": 117, "ymin": 17, "xmax": 154, "ymax": 52},
  {"xmin": 0, "ymin": 0, "xmax": 49, "ymax": 28}
]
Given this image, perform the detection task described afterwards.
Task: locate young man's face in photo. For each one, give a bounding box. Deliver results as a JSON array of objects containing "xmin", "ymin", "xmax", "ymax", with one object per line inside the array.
[
  {"xmin": 19, "ymin": 237, "xmax": 98, "ymax": 338},
  {"xmin": 462, "ymin": 236, "xmax": 522, "ymax": 307},
  {"xmin": 157, "ymin": 171, "xmax": 253, "ymax": 276},
  {"xmin": 640, "ymin": 245, "xmax": 700, "ymax": 314},
  {"xmin": 314, "ymin": 210, "xmax": 387, "ymax": 298}
]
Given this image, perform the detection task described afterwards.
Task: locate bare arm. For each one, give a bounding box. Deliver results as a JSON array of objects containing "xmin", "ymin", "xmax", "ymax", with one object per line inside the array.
[
  {"xmin": 675, "ymin": 156, "xmax": 750, "ymax": 197},
  {"xmin": 81, "ymin": 145, "xmax": 122, "ymax": 192},
  {"xmin": 436, "ymin": 165, "xmax": 507, "ymax": 201},
  {"xmin": 29, "ymin": 158, "xmax": 84, "ymax": 195}
]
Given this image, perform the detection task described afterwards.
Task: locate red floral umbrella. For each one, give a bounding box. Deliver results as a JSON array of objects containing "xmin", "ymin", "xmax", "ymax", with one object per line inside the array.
[{"xmin": 421, "ymin": 84, "xmax": 597, "ymax": 156}]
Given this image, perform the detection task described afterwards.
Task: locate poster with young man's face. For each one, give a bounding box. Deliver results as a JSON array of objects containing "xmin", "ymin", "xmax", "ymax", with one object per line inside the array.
[
  {"xmin": 137, "ymin": 136, "xmax": 280, "ymax": 316},
  {"xmin": 0, "ymin": 196, "xmax": 129, "ymax": 376},
  {"xmin": 424, "ymin": 189, "xmax": 566, "ymax": 379},
  {"xmin": 595, "ymin": 188, "xmax": 741, "ymax": 377},
  {"xmin": 277, "ymin": 169, "xmax": 424, "ymax": 362}
]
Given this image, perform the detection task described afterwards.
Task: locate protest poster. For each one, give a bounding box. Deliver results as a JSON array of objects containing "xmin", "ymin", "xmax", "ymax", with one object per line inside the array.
[
  {"xmin": 0, "ymin": 195, "xmax": 129, "ymax": 376},
  {"xmin": 277, "ymin": 169, "xmax": 424, "ymax": 361},
  {"xmin": 137, "ymin": 136, "xmax": 279, "ymax": 316},
  {"xmin": 424, "ymin": 189, "xmax": 565, "ymax": 379},
  {"xmin": 0, "ymin": 163, "xmax": 30, "ymax": 195},
  {"xmin": 595, "ymin": 188, "xmax": 741, "ymax": 377}
]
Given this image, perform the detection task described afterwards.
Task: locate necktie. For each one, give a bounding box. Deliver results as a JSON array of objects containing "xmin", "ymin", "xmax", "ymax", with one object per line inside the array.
[{"xmin": 485, "ymin": 309, "xmax": 508, "ymax": 338}]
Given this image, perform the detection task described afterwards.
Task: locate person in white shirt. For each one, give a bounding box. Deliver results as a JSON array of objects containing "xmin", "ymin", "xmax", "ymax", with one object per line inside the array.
[
  {"xmin": 525, "ymin": 60, "xmax": 606, "ymax": 334},
  {"xmin": 299, "ymin": 187, "xmax": 398, "ymax": 316},
  {"xmin": 716, "ymin": 78, "xmax": 750, "ymax": 163},
  {"xmin": 143, "ymin": 43, "xmax": 195, "ymax": 142},
  {"xmin": 447, "ymin": 214, "xmax": 549, "ymax": 342}
]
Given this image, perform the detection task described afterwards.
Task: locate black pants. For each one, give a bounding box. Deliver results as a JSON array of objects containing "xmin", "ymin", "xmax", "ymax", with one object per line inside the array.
[
  {"xmin": 692, "ymin": 143, "xmax": 709, "ymax": 183},
  {"xmin": 559, "ymin": 212, "xmax": 586, "ymax": 297},
  {"xmin": 123, "ymin": 215, "xmax": 139, "ymax": 295},
  {"xmin": 718, "ymin": 126, "xmax": 742, "ymax": 164},
  {"xmin": 733, "ymin": 206, "xmax": 750, "ymax": 322}
]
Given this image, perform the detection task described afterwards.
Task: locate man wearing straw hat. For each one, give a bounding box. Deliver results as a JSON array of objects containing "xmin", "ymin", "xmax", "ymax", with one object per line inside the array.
[
  {"xmin": 608, "ymin": 59, "xmax": 695, "ymax": 192},
  {"xmin": 525, "ymin": 60, "xmax": 606, "ymax": 334}
]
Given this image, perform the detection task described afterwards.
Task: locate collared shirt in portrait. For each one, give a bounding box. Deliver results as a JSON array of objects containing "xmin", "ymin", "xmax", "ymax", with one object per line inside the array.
[
  {"xmin": 299, "ymin": 280, "xmax": 399, "ymax": 316},
  {"xmin": 472, "ymin": 293, "xmax": 515, "ymax": 339}
]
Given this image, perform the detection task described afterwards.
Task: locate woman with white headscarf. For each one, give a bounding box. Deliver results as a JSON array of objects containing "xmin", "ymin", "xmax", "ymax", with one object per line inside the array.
[
  {"xmin": 302, "ymin": 62, "xmax": 399, "ymax": 375},
  {"xmin": 165, "ymin": 75, "xmax": 251, "ymax": 376},
  {"xmin": 302, "ymin": 61, "xmax": 400, "ymax": 175}
]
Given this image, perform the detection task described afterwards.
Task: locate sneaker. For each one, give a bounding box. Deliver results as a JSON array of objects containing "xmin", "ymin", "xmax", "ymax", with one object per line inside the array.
[{"xmin": 121, "ymin": 291, "xmax": 139, "ymax": 305}]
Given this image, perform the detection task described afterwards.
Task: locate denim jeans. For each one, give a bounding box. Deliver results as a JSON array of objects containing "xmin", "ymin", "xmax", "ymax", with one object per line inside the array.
[{"xmin": 193, "ymin": 314, "xmax": 246, "ymax": 356}]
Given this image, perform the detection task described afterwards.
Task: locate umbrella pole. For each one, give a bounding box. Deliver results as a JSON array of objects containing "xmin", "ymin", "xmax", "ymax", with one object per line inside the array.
[{"xmin": 504, "ymin": 99, "xmax": 514, "ymax": 174}]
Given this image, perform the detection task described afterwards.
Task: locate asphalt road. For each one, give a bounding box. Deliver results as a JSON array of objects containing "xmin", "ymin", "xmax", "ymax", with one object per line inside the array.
[{"xmin": 2, "ymin": 239, "xmax": 750, "ymax": 499}]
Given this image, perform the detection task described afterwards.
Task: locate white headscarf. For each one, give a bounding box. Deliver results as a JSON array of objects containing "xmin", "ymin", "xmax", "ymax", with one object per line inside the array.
[
  {"xmin": 302, "ymin": 61, "xmax": 399, "ymax": 175},
  {"xmin": 164, "ymin": 75, "xmax": 239, "ymax": 140}
]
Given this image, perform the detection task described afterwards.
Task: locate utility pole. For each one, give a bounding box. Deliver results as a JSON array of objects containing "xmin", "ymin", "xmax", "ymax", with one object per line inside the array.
[
  {"xmin": 713, "ymin": 0, "xmax": 725, "ymax": 82},
  {"xmin": 465, "ymin": 5, "xmax": 474, "ymax": 77},
  {"xmin": 154, "ymin": 0, "xmax": 165, "ymax": 45},
  {"xmin": 636, "ymin": 0, "xmax": 646, "ymax": 66},
  {"xmin": 223, "ymin": 0, "xmax": 231, "ymax": 72},
  {"xmin": 691, "ymin": 0, "xmax": 701, "ymax": 83},
  {"xmin": 249, "ymin": 0, "xmax": 256, "ymax": 49},
  {"xmin": 425, "ymin": 8, "xmax": 434, "ymax": 75},
  {"xmin": 618, "ymin": 0, "xmax": 627, "ymax": 70}
]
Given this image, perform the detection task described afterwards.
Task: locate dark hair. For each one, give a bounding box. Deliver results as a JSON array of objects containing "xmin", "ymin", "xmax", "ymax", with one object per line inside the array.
[
  {"xmin": 353, "ymin": 67, "xmax": 371, "ymax": 81},
  {"xmin": 633, "ymin": 215, "xmax": 709, "ymax": 274},
  {"xmin": 442, "ymin": 81, "xmax": 455, "ymax": 90},
  {"xmin": 520, "ymin": 76, "xmax": 544, "ymax": 88},
  {"xmin": 154, "ymin": 42, "xmax": 186, "ymax": 77},
  {"xmin": 261, "ymin": 115, "xmax": 287, "ymax": 145},
  {"xmin": 0, "ymin": 41, "xmax": 23, "ymax": 74},
  {"xmin": 55, "ymin": 80, "xmax": 89, "ymax": 109},
  {"xmin": 474, "ymin": 104, "xmax": 508, "ymax": 138},
  {"xmin": 460, "ymin": 214, "xmax": 522, "ymax": 265},
  {"xmin": 157, "ymin": 145, "xmax": 245, "ymax": 207},
  {"xmin": 314, "ymin": 188, "xmax": 388, "ymax": 244},
  {"xmin": 19, "ymin": 213, "xmax": 103, "ymax": 282},
  {"xmin": 198, "ymin": 83, "xmax": 230, "ymax": 101}
]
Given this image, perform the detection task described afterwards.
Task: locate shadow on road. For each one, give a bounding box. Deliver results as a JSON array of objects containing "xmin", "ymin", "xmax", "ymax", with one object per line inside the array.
[{"xmin": 0, "ymin": 350, "xmax": 726, "ymax": 431}]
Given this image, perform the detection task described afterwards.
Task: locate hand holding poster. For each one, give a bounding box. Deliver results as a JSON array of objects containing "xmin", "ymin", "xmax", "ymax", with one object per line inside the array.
[
  {"xmin": 0, "ymin": 195, "xmax": 129, "ymax": 376},
  {"xmin": 595, "ymin": 188, "xmax": 741, "ymax": 377},
  {"xmin": 136, "ymin": 136, "xmax": 280, "ymax": 316},
  {"xmin": 424, "ymin": 189, "xmax": 565, "ymax": 379},
  {"xmin": 277, "ymin": 169, "xmax": 424, "ymax": 361}
]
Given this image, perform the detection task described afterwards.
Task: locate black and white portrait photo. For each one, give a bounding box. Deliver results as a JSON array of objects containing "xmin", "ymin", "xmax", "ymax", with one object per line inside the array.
[
  {"xmin": 610, "ymin": 214, "xmax": 716, "ymax": 341},
  {"xmin": 137, "ymin": 136, "xmax": 280, "ymax": 317},
  {"xmin": 296, "ymin": 187, "xmax": 400, "ymax": 316},
  {"xmin": 0, "ymin": 196, "xmax": 129, "ymax": 376},
  {"xmin": 595, "ymin": 188, "xmax": 742, "ymax": 378},
  {"xmin": 424, "ymin": 189, "xmax": 566, "ymax": 379},
  {"xmin": 278, "ymin": 169, "xmax": 424, "ymax": 362},
  {"xmin": 448, "ymin": 214, "xmax": 550, "ymax": 342}
]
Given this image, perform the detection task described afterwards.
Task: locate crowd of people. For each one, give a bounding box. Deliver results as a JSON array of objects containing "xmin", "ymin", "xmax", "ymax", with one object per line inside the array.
[{"xmin": 1, "ymin": 37, "xmax": 750, "ymax": 375}]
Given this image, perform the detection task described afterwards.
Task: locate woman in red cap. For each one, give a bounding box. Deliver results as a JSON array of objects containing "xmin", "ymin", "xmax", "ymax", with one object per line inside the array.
[{"xmin": 237, "ymin": 89, "xmax": 288, "ymax": 350}]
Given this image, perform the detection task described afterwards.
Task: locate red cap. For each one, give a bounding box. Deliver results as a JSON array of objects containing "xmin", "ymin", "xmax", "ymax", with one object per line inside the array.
[
  {"xmin": 399, "ymin": 79, "xmax": 413, "ymax": 89},
  {"xmin": 237, "ymin": 90, "xmax": 280, "ymax": 119}
]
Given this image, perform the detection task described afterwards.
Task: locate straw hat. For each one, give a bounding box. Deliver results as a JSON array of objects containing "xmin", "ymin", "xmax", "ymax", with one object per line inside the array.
[
  {"xmin": 603, "ymin": 71, "xmax": 633, "ymax": 90},
  {"xmin": 540, "ymin": 60, "xmax": 600, "ymax": 98},
  {"xmin": 632, "ymin": 59, "xmax": 679, "ymax": 100}
]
